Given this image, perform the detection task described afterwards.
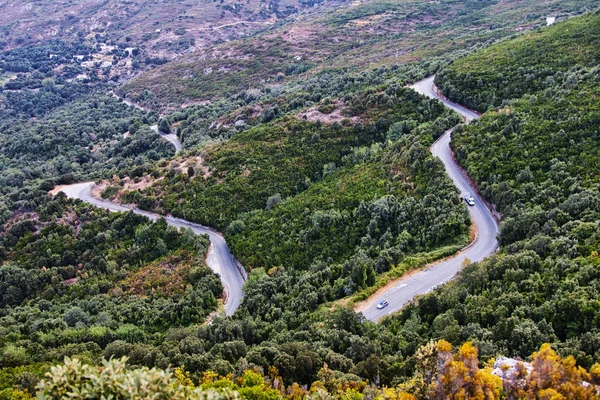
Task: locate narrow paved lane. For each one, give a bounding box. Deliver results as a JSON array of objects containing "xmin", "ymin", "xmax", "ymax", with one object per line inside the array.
[
  {"xmin": 55, "ymin": 182, "xmax": 245, "ymax": 316},
  {"xmin": 109, "ymin": 91, "xmax": 183, "ymax": 153},
  {"xmin": 356, "ymin": 75, "xmax": 499, "ymax": 321},
  {"xmin": 150, "ymin": 125, "xmax": 183, "ymax": 153},
  {"xmin": 412, "ymin": 76, "xmax": 480, "ymax": 122}
]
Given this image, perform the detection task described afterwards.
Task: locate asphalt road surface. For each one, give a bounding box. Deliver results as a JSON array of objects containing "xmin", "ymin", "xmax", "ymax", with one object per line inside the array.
[
  {"xmin": 357, "ymin": 75, "xmax": 499, "ymax": 322},
  {"xmin": 151, "ymin": 125, "xmax": 183, "ymax": 153},
  {"xmin": 109, "ymin": 92, "xmax": 183, "ymax": 153},
  {"xmin": 55, "ymin": 182, "xmax": 245, "ymax": 316}
]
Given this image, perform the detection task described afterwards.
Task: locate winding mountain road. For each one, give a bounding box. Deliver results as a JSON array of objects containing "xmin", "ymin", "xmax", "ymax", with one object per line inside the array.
[
  {"xmin": 61, "ymin": 75, "xmax": 494, "ymax": 320},
  {"xmin": 150, "ymin": 125, "xmax": 183, "ymax": 153},
  {"xmin": 109, "ymin": 91, "xmax": 183, "ymax": 153},
  {"xmin": 356, "ymin": 76, "xmax": 499, "ymax": 322},
  {"xmin": 54, "ymin": 182, "xmax": 245, "ymax": 316}
]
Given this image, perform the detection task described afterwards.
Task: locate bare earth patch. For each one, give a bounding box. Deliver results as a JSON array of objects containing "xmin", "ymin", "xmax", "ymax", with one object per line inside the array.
[
  {"xmin": 169, "ymin": 155, "xmax": 212, "ymax": 178},
  {"xmin": 297, "ymin": 101, "xmax": 361, "ymax": 125},
  {"xmin": 49, "ymin": 185, "xmax": 68, "ymax": 196}
]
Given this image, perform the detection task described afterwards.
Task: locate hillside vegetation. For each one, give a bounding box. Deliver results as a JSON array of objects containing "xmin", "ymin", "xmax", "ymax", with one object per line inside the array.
[
  {"xmin": 2, "ymin": 2, "xmax": 600, "ymax": 399},
  {"xmin": 0, "ymin": 195, "xmax": 222, "ymax": 395},
  {"xmin": 107, "ymin": 82, "xmax": 470, "ymax": 308},
  {"xmin": 0, "ymin": 91, "xmax": 173, "ymax": 190},
  {"xmin": 120, "ymin": 0, "xmax": 593, "ymax": 111},
  {"xmin": 435, "ymin": 11, "xmax": 600, "ymax": 111},
  {"xmin": 80, "ymin": 14, "xmax": 600, "ymax": 391},
  {"xmin": 384, "ymin": 9, "xmax": 600, "ymax": 373}
]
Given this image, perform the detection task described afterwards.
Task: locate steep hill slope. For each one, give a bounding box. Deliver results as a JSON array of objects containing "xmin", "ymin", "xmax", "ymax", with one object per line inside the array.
[
  {"xmin": 380, "ymin": 10, "xmax": 600, "ymax": 369},
  {"xmin": 119, "ymin": 0, "xmax": 594, "ymax": 111},
  {"xmin": 435, "ymin": 10, "xmax": 600, "ymax": 111}
]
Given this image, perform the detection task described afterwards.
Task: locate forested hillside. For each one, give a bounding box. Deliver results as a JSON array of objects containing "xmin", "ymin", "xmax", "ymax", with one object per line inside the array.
[
  {"xmin": 73, "ymin": 12, "xmax": 600, "ymax": 394},
  {"xmin": 0, "ymin": 38, "xmax": 178, "ymax": 224},
  {"xmin": 383, "ymin": 8, "xmax": 600, "ymax": 376},
  {"xmin": 435, "ymin": 11, "xmax": 600, "ymax": 111},
  {"xmin": 0, "ymin": 87, "xmax": 175, "ymax": 233},
  {"xmin": 0, "ymin": 194, "xmax": 222, "ymax": 396},
  {"xmin": 109, "ymin": 81, "xmax": 470, "ymax": 292},
  {"xmin": 0, "ymin": 91, "xmax": 173, "ymax": 189},
  {"xmin": 1, "ymin": 1, "xmax": 600, "ymax": 399}
]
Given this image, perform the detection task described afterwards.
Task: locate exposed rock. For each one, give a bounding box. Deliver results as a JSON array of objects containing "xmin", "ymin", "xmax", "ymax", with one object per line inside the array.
[{"xmin": 492, "ymin": 356, "xmax": 532, "ymax": 388}]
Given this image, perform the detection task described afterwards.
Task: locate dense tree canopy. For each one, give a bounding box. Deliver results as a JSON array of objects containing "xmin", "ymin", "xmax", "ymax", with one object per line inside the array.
[
  {"xmin": 0, "ymin": 195, "xmax": 222, "ymax": 383},
  {"xmin": 388, "ymin": 8, "xmax": 600, "ymax": 378},
  {"xmin": 2, "ymin": 6, "xmax": 600, "ymax": 400},
  {"xmin": 435, "ymin": 11, "xmax": 600, "ymax": 112}
]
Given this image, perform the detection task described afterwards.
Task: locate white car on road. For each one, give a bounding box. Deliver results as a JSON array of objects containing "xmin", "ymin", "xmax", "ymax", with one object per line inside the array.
[
  {"xmin": 464, "ymin": 193, "xmax": 475, "ymax": 206},
  {"xmin": 376, "ymin": 299, "xmax": 389, "ymax": 309}
]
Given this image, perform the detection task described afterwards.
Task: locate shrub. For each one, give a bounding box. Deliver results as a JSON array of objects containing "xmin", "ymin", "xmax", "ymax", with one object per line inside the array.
[{"xmin": 37, "ymin": 357, "xmax": 239, "ymax": 400}]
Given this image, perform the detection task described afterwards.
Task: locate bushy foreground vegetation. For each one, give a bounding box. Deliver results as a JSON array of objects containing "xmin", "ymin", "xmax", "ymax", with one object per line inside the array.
[
  {"xmin": 34, "ymin": 357, "xmax": 236, "ymax": 400},
  {"xmin": 23, "ymin": 341, "xmax": 600, "ymax": 399}
]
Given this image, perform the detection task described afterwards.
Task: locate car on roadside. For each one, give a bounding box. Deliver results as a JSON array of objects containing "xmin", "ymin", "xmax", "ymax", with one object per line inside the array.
[
  {"xmin": 464, "ymin": 193, "xmax": 475, "ymax": 206},
  {"xmin": 376, "ymin": 299, "xmax": 389, "ymax": 309}
]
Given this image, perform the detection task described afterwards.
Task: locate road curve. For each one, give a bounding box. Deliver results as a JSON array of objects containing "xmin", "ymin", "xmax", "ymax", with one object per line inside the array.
[
  {"xmin": 109, "ymin": 91, "xmax": 183, "ymax": 153},
  {"xmin": 357, "ymin": 75, "xmax": 499, "ymax": 322},
  {"xmin": 54, "ymin": 182, "xmax": 246, "ymax": 316},
  {"xmin": 151, "ymin": 125, "xmax": 183, "ymax": 153}
]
